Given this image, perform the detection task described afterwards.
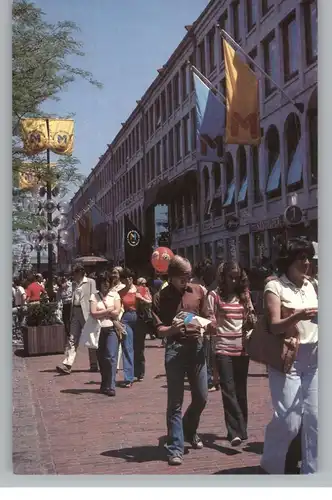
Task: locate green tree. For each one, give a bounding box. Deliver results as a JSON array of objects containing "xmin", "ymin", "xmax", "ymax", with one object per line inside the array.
[{"xmin": 12, "ymin": 0, "xmax": 102, "ymax": 233}]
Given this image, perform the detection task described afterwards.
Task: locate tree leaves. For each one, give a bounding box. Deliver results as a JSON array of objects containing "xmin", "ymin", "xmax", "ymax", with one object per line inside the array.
[{"xmin": 12, "ymin": 0, "xmax": 102, "ymax": 236}]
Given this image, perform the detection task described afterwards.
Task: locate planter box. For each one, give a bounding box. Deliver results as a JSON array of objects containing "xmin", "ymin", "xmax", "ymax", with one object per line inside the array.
[{"xmin": 23, "ymin": 324, "xmax": 66, "ymax": 356}]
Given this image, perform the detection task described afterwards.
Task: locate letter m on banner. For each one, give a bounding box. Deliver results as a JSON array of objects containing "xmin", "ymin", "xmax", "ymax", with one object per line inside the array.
[{"xmin": 230, "ymin": 112, "xmax": 260, "ymax": 143}]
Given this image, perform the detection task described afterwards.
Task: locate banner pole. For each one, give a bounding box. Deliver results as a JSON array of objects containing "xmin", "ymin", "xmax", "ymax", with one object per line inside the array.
[
  {"xmin": 218, "ymin": 27, "xmax": 304, "ymax": 114},
  {"xmin": 46, "ymin": 118, "xmax": 54, "ymax": 300}
]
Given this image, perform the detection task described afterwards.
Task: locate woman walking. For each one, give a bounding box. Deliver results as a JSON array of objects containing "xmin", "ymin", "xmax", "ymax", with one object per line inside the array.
[
  {"xmin": 208, "ymin": 261, "xmax": 256, "ymax": 446},
  {"xmin": 261, "ymin": 238, "xmax": 318, "ymax": 474},
  {"xmin": 118, "ymin": 268, "xmax": 137, "ymax": 388},
  {"xmin": 90, "ymin": 272, "xmax": 121, "ymax": 397}
]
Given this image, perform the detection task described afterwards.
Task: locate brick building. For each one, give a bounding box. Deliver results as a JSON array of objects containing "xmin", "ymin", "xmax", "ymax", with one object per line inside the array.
[{"xmin": 66, "ymin": 0, "xmax": 317, "ymax": 269}]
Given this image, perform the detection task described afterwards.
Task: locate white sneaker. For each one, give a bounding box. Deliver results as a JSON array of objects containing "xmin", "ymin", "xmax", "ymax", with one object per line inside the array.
[{"xmin": 231, "ymin": 437, "xmax": 242, "ymax": 447}]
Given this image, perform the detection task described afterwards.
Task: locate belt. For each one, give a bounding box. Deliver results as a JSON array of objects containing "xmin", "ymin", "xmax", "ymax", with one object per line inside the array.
[{"xmin": 73, "ymin": 305, "xmax": 81, "ymax": 308}]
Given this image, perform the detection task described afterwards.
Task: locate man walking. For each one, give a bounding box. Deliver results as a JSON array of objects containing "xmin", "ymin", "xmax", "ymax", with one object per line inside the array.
[
  {"xmin": 152, "ymin": 256, "xmax": 215, "ymax": 466},
  {"xmin": 56, "ymin": 264, "xmax": 98, "ymax": 374}
]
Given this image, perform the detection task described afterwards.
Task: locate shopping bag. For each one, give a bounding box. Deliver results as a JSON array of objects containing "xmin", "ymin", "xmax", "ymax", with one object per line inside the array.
[{"xmin": 80, "ymin": 315, "xmax": 101, "ymax": 349}]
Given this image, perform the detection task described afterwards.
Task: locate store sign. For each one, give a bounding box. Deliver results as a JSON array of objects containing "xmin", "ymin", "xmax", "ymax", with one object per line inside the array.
[
  {"xmin": 284, "ymin": 205, "xmax": 303, "ymax": 226},
  {"xmin": 249, "ymin": 216, "xmax": 284, "ymax": 233},
  {"xmin": 225, "ymin": 215, "xmax": 240, "ymax": 231}
]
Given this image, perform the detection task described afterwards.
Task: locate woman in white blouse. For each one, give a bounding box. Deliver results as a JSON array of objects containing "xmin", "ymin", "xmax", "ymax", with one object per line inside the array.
[
  {"xmin": 261, "ymin": 238, "xmax": 318, "ymax": 474},
  {"xmin": 90, "ymin": 271, "xmax": 121, "ymax": 397}
]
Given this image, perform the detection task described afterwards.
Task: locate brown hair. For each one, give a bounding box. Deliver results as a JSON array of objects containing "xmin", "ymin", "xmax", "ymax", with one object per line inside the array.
[
  {"xmin": 168, "ymin": 256, "xmax": 192, "ymax": 278},
  {"xmin": 217, "ymin": 261, "xmax": 250, "ymax": 308}
]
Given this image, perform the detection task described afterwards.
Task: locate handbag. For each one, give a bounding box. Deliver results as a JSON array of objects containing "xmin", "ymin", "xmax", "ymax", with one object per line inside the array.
[
  {"xmin": 243, "ymin": 306, "xmax": 300, "ymax": 373},
  {"xmin": 80, "ymin": 315, "xmax": 101, "ymax": 349}
]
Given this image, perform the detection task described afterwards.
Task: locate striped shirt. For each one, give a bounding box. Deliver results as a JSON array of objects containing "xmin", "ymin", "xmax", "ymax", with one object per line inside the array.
[{"xmin": 208, "ymin": 290, "xmax": 246, "ymax": 356}]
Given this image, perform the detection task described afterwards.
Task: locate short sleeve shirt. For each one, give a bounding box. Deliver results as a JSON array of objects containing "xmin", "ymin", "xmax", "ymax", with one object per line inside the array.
[
  {"xmin": 90, "ymin": 291, "xmax": 120, "ymax": 328},
  {"xmin": 264, "ymin": 275, "xmax": 318, "ymax": 344}
]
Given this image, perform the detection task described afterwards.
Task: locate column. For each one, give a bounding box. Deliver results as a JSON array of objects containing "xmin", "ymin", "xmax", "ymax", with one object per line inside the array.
[
  {"xmin": 259, "ymin": 142, "xmax": 268, "ymax": 215},
  {"xmin": 192, "ymin": 193, "xmax": 196, "ymax": 226},
  {"xmin": 275, "ymin": 24, "xmax": 283, "ymax": 108},
  {"xmin": 264, "ymin": 229, "xmax": 269, "ymax": 257},
  {"xmin": 249, "ymin": 231, "xmax": 255, "ymax": 267},
  {"xmin": 279, "ymin": 124, "xmax": 287, "ymax": 206},
  {"xmin": 296, "ymin": 2, "xmax": 305, "ymax": 90},
  {"xmin": 182, "ymin": 195, "xmax": 186, "ymax": 232},
  {"xmin": 300, "ymin": 112, "xmax": 310, "ymax": 195},
  {"xmin": 215, "ymin": 23, "xmax": 221, "ymax": 69},
  {"xmin": 247, "ymin": 147, "xmax": 253, "ymax": 214}
]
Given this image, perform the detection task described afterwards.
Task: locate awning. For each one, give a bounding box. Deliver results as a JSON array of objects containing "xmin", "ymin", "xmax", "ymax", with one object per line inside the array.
[{"xmin": 143, "ymin": 169, "xmax": 197, "ymax": 210}]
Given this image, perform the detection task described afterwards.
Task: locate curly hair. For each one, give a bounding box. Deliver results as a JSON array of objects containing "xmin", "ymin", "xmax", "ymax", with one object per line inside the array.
[
  {"xmin": 276, "ymin": 237, "xmax": 315, "ymax": 274},
  {"xmin": 216, "ymin": 261, "xmax": 249, "ymax": 306}
]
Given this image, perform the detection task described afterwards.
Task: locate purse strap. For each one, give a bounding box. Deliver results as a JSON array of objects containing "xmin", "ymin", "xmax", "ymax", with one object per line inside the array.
[{"xmin": 98, "ymin": 292, "xmax": 108, "ymax": 310}]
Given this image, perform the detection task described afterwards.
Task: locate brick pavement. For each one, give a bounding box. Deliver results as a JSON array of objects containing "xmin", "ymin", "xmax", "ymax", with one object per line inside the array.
[{"xmin": 12, "ymin": 339, "xmax": 272, "ymax": 475}]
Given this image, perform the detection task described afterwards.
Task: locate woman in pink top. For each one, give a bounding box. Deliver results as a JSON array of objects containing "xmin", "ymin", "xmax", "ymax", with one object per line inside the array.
[{"xmin": 208, "ymin": 261, "xmax": 256, "ymax": 447}]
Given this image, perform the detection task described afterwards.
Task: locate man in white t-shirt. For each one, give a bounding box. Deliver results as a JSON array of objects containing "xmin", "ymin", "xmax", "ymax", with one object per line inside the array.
[{"xmin": 14, "ymin": 279, "xmax": 27, "ymax": 307}]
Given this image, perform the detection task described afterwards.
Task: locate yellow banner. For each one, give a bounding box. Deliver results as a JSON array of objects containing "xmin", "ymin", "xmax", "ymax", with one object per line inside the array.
[
  {"xmin": 18, "ymin": 171, "xmax": 38, "ymax": 190},
  {"xmin": 18, "ymin": 162, "xmax": 57, "ymax": 190},
  {"xmin": 20, "ymin": 118, "xmax": 49, "ymax": 156},
  {"xmin": 48, "ymin": 119, "xmax": 74, "ymax": 155},
  {"xmin": 224, "ymin": 39, "xmax": 261, "ymax": 145}
]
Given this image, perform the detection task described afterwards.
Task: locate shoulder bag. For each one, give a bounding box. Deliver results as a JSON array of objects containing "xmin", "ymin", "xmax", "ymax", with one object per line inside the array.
[{"xmin": 243, "ymin": 305, "xmax": 300, "ymax": 373}]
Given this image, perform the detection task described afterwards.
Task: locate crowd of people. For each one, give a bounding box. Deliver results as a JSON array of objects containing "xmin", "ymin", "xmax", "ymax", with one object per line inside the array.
[{"xmin": 12, "ymin": 236, "xmax": 318, "ymax": 474}]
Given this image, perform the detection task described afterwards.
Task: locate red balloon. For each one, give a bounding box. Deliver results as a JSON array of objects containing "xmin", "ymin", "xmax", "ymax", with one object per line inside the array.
[{"xmin": 151, "ymin": 247, "xmax": 174, "ymax": 274}]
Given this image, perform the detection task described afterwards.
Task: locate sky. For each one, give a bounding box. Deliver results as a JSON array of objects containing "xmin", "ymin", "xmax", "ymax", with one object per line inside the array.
[{"xmin": 38, "ymin": 0, "xmax": 210, "ymax": 190}]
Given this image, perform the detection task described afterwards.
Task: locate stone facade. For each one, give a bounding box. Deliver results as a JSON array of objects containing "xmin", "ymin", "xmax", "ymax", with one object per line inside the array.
[{"xmin": 68, "ymin": 0, "xmax": 317, "ymax": 268}]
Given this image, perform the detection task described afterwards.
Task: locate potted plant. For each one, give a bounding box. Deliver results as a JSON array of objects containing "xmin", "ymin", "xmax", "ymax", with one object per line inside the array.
[{"xmin": 22, "ymin": 295, "xmax": 66, "ymax": 356}]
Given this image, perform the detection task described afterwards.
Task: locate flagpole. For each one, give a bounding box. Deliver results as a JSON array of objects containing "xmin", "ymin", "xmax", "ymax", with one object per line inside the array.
[
  {"xmin": 188, "ymin": 62, "xmax": 226, "ymax": 104},
  {"xmin": 45, "ymin": 118, "xmax": 54, "ymax": 300},
  {"xmin": 218, "ymin": 27, "xmax": 304, "ymax": 114}
]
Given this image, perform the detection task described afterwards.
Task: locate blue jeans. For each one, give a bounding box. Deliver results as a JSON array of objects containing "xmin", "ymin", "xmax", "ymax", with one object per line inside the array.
[
  {"xmin": 261, "ymin": 342, "xmax": 318, "ymax": 474},
  {"xmin": 121, "ymin": 311, "xmax": 136, "ymax": 383},
  {"xmin": 203, "ymin": 336, "xmax": 213, "ymax": 387},
  {"xmin": 97, "ymin": 327, "xmax": 119, "ymax": 391},
  {"xmin": 164, "ymin": 339, "xmax": 208, "ymax": 458}
]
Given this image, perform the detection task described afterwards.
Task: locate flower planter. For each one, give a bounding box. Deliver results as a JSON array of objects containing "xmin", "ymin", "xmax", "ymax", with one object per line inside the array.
[{"xmin": 22, "ymin": 324, "xmax": 66, "ymax": 356}]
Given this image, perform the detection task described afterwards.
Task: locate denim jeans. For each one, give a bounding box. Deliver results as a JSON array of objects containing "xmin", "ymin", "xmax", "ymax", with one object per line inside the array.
[
  {"xmin": 261, "ymin": 342, "xmax": 318, "ymax": 474},
  {"xmin": 164, "ymin": 339, "xmax": 208, "ymax": 458},
  {"xmin": 203, "ymin": 336, "xmax": 213, "ymax": 387},
  {"xmin": 121, "ymin": 311, "xmax": 136, "ymax": 383},
  {"xmin": 97, "ymin": 327, "xmax": 119, "ymax": 391}
]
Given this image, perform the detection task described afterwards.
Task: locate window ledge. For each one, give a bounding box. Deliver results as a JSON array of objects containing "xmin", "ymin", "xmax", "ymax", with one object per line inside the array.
[
  {"xmin": 264, "ymin": 88, "xmax": 279, "ymax": 104},
  {"xmin": 266, "ymin": 196, "xmax": 282, "ymax": 203},
  {"xmin": 304, "ymin": 60, "xmax": 317, "ymax": 75},
  {"xmin": 208, "ymin": 67, "xmax": 217, "ymax": 79},
  {"xmin": 245, "ymin": 25, "xmax": 257, "ymax": 39},
  {"xmin": 284, "ymin": 72, "xmax": 299, "ymax": 89},
  {"xmin": 260, "ymin": 8, "xmax": 274, "ymax": 25},
  {"xmin": 252, "ymin": 201, "xmax": 264, "ymax": 208},
  {"xmin": 219, "ymin": 60, "xmax": 225, "ymax": 72}
]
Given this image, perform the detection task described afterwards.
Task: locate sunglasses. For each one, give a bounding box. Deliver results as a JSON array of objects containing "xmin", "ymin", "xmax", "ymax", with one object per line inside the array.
[{"xmin": 296, "ymin": 253, "xmax": 312, "ymax": 261}]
